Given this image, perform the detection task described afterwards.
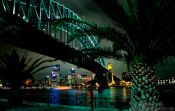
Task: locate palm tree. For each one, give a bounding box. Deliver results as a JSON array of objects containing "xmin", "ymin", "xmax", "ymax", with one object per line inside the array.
[
  {"xmin": 0, "ymin": 50, "xmax": 55, "ymax": 105},
  {"xmin": 48, "ymin": 0, "xmax": 175, "ymax": 110}
]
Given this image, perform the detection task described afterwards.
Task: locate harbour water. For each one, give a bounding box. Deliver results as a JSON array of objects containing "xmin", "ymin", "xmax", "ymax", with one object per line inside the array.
[{"xmin": 47, "ymin": 87, "xmax": 131, "ymax": 109}]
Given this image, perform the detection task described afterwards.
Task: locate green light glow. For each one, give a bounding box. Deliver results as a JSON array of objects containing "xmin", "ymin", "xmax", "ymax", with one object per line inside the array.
[{"xmin": 0, "ymin": 0, "xmax": 106, "ymax": 68}]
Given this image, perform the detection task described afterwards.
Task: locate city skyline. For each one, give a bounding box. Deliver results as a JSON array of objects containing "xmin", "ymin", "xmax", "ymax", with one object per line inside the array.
[{"xmin": 0, "ymin": 0, "xmax": 175, "ymax": 79}]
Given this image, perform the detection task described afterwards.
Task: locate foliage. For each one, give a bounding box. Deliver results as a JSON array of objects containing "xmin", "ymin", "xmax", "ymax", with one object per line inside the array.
[
  {"xmin": 49, "ymin": 0, "xmax": 175, "ymax": 69},
  {"xmin": 0, "ymin": 50, "xmax": 55, "ymax": 88},
  {"xmin": 91, "ymin": 0, "xmax": 175, "ymax": 67},
  {"xmin": 45, "ymin": 1, "xmax": 175, "ymax": 110}
]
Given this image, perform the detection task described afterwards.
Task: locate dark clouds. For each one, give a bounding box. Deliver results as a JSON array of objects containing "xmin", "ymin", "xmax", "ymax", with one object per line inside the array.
[
  {"xmin": 58, "ymin": 0, "xmax": 175, "ymax": 78},
  {"xmin": 57, "ymin": 0, "xmax": 126, "ymax": 78},
  {"xmin": 59, "ymin": 0, "xmax": 114, "ymax": 25}
]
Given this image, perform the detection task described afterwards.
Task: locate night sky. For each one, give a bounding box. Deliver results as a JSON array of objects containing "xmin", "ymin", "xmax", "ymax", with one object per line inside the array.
[
  {"xmin": 59, "ymin": 0, "xmax": 114, "ymax": 25},
  {"xmin": 0, "ymin": 0, "xmax": 175, "ymax": 79},
  {"xmin": 58, "ymin": 0, "xmax": 175, "ymax": 78},
  {"xmin": 58, "ymin": 0, "xmax": 128, "ymax": 77}
]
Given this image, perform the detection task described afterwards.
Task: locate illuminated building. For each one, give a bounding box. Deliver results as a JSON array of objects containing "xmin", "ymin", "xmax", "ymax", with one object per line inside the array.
[
  {"xmin": 50, "ymin": 65, "xmax": 60, "ymax": 87},
  {"xmin": 157, "ymin": 76, "xmax": 175, "ymax": 85},
  {"xmin": 107, "ymin": 63, "xmax": 115, "ymax": 85}
]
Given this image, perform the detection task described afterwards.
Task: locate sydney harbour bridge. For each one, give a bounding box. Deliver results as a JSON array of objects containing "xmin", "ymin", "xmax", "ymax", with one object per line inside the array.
[{"xmin": 0, "ymin": 0, "xmax": 109, "ymax": 75}]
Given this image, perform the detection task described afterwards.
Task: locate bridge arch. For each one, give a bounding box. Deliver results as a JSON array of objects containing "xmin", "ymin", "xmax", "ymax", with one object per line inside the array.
[{"xmin": 0, "ymin": 0, "xmax": 106, "ymax": 67}]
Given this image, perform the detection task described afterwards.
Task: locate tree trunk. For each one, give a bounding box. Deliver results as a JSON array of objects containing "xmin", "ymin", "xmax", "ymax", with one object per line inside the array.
[{"xmin": 130, "ymin": 63, "xmax": 162, "ymax": 111}]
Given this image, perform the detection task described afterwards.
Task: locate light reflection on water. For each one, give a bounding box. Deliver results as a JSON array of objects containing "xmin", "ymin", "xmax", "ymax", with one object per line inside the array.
[
  {"xmin": 122, "ymin": 87, "xmax": 128, "ymax": 102},
  {"xmin": 49, "ymin": 87, "xmax": 131, "ymax": 109}
]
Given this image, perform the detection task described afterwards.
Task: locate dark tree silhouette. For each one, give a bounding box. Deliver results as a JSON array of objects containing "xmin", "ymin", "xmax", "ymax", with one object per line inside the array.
[
  {"xmin": 49, "ymin": 0, "xmax": 175, "ymax": 110},
  {"xmin": 0, "ymin": 50, "xmax": 54, "ymax": 106}
]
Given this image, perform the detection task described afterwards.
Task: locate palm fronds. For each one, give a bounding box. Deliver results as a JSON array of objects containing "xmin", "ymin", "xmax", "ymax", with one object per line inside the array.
[
  {"xmin": 92, "ymin": 0, "xmax": 175, "ymax": 65},
  {"xmin": 82, "ymin": 46, "xmax": 127, "ymax": 61},
  {"xmin": 41, "ymin": 0, "xmax": 175, "ymax": 68},
  {"xmin": 0, "ymin": 50, "xmax": 55, "ymax": 88}
]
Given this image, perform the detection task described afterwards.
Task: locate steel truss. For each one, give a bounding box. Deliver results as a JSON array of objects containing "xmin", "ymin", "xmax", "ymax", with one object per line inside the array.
[{"xmin": 0, "ymin": 0, "xmax": 106, "ymax": 67}]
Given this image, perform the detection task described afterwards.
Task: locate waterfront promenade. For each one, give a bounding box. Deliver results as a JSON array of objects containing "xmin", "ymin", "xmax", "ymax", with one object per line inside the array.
[{"xmin": 0, "ymin": 99, "xmax": 129, "ymax": 111}]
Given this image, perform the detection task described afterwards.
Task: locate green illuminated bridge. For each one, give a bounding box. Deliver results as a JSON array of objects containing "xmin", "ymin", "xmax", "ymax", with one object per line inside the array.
[{"xmin": 0, "ymin": 0, "xmax": 108, "ymax": 74}]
